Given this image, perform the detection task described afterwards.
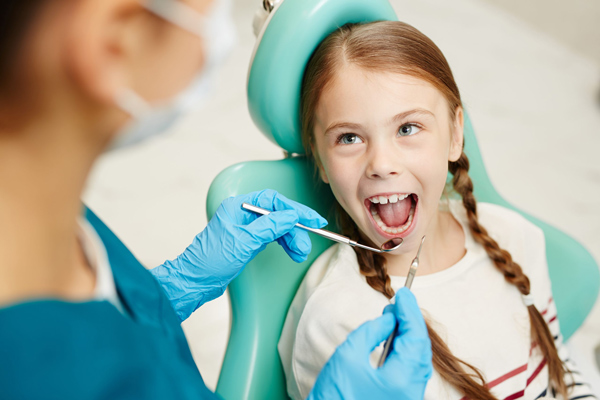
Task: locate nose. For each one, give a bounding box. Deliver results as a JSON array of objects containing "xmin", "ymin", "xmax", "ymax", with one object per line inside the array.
[{"xmin": 365, "ymin": 140, "xmax": 403, "ymax": 179}]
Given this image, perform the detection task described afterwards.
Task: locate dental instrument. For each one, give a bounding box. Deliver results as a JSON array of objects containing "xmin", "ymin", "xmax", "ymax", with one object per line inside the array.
[
  {"xmin": 242, "ymin": 203, "xmax": 403, "ymax": 254},
  {"xmin": 378, "ymin": 236, "xmax": 426, "ymax": 367}
]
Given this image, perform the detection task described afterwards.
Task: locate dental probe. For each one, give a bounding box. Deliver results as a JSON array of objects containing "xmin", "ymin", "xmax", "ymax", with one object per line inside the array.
[
  {"xmin": 241, "ymin": 203, "xmax": 403, "ymax": 254},
  {"xmin": 377, "ymin": 235, "xmax": 426, "ymax": 368}
]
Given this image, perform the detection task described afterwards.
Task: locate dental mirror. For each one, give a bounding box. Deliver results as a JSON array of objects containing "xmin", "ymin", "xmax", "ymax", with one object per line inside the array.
[
  {"xmin": 355, "ymin": 237, "xmax": 403, "ymax": 253},
  {"xmin": 242, "ymin": 203, "xmax": 404, "ymax": 254}
]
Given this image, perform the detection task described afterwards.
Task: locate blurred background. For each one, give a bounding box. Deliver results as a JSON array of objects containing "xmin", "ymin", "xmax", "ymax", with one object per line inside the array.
[{"xmin": 83, "ymin": 0, "xmax": 600, "ymax": 393}]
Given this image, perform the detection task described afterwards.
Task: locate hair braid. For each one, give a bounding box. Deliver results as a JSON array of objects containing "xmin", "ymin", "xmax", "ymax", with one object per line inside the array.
[
  {"xmin": 337, "ymin": 206, "xmax": 497, "ymax": 400},
  {"xmin": 450, "ymin": 151, "xmax": 570, "ymax": 398},
  {"xmin": 336, "ymin": 203, "xmax": 395, "ymax": 298}
]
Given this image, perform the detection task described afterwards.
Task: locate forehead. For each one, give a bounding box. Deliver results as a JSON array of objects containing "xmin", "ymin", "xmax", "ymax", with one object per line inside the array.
[{"xmin": 315, "ymin": 65, "xmax": 448, "ymax": 126}]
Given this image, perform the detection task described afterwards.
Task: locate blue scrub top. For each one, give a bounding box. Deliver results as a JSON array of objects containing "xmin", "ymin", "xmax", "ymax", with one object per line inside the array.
[{"xmin": 0, "ymin": 207, "xmax": 221, "ymax": 400}]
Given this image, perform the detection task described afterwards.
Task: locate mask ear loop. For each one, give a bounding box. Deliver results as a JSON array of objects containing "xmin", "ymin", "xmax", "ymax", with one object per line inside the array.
[
  {"xmin": 144, "ymin": 0, "xmax": 207, "ymax": 38},
  {"xmin": 114, "ymin": 88, "xmax": 152, "ymax": 118}
]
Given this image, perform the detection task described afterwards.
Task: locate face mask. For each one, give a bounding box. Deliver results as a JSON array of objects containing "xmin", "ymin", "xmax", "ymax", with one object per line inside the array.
[{"xmin": 109, "ymin": 0, "xmax": 236, "ymax": 150}]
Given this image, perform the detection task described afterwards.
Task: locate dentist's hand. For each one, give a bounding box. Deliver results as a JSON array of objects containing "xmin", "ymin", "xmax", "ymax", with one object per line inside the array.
[
  {"xmin": 308, "ymin": 288, "xmax": 432, "ymax": 400},
  {"xmin": 151, "ymin": 189, "xmax": 327, "ymax": 321}
]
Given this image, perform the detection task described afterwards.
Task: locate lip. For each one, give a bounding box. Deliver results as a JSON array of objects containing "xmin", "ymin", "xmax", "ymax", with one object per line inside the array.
[{"xmin": 363, "ymin": 193, "xmax": 419, "ymax": 240}]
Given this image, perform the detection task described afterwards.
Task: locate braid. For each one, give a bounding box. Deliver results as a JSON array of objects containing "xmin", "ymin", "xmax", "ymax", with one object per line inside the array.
[
  {"xmin": 450, "ymin": 151, "xmax": 570, "ymax": 398},
  {"xmin": 333, "ymin": 151, "xmax": 570, "ymax": 399},
  {"xmin": 336, "ymin": 203, "xmax": 394, "ymax": 298},
  {"xmin": 336, "ymin": 205, "xmax": 496, "ymax": 400}
]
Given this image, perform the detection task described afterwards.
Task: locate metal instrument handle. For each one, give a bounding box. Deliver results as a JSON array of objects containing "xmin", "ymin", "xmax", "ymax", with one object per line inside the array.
[
  {"xmin": 404, "ymin": 267, "xmax": 417, "ymax": 289},
  {"xmin": 241, "ymin": 203, "xmax": 352, "ymax": 245},
  {"xmin": 378, "ymin": 237, "xmax": 425, "ymax": 367}
]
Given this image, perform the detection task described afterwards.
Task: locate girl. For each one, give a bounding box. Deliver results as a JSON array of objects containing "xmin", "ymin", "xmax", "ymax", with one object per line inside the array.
[{"xmin": 278, "ymin": 21, "xmax": 595, "ymax": 400}]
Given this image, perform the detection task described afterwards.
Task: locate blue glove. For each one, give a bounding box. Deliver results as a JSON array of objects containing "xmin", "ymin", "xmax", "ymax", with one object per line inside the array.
[
  {"xmin": 150, "ymin": 189, "xmax": 327, "ymax": 321},
  {"xmin": 308, "ymin": 288, "xmax": 432, "ymax": 400}
]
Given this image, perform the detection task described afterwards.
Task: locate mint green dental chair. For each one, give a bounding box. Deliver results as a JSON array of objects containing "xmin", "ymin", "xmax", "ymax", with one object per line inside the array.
[{"xmin": 207, "ymin": 1, "xmax": 600, "ymax": 399}]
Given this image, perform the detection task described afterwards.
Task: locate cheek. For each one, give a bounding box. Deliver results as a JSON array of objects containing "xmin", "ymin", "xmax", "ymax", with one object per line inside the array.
[
  {"xmin": 415, "ymin": 143, "xmax": 450, "ymax": 202},
  {"xmin": 321, "ymin": 154, "xmax": 361, "ymax": 209},
  {"xmin": 430, "ymin": 160, "xmax": 450, "ymax": 199}
]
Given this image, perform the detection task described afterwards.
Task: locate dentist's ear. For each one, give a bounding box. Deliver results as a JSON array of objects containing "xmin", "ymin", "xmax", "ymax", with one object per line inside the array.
[
  {"xmin": 448, "ymin": 106, "xmax": 464, "ymax": 162},
  {"xmin": 62, "ymin": 0, "xmax": 145, "ymax": 106},
  {"xmin": 63, "ymin": 0, "xmax": 209, "ymax": 108}
]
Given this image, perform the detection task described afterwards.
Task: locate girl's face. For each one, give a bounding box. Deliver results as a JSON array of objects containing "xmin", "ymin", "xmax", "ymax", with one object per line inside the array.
[{"xmin": 312, "ymin": 65, "xmax": 463, "ymax": 253}]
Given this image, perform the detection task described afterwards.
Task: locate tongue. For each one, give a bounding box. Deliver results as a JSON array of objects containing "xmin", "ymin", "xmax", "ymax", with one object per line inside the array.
[{"xmin": 376, "ymin": 197, "xmax": 412, "ymax": 227}]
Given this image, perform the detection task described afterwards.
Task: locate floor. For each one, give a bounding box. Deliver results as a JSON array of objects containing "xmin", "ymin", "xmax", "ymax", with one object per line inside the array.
[{"xmin": 83, "ymin": 0, "xmax": 600, "ymax": 394}]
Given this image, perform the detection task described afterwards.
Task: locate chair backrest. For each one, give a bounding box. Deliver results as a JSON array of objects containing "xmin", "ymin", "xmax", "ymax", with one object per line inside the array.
[
  {"xmin": 208, "ymin": 1, "xmax": 600, "ymax": 398},
  {"xmin": 207, "ymin": 157, "xmax": 335, "ymax": 400}
]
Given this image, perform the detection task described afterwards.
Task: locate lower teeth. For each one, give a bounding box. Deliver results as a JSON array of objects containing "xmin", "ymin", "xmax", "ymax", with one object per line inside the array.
[{"xmin": 371, "ymin": 203, "xmax": 415, "ymax": 234}]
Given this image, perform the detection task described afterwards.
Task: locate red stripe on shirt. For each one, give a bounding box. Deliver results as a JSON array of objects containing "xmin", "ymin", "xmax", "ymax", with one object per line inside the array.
[
  {"xmin": 527, "ymin": 358, "xmax": 547, "ymax": 385},
  {"xmin": 503, "ymin": 359, "xmax": 547, "ymax": 400},
  {"xmin": 488, "ymin": 364, "xmax": 528, "ymax": 389},
  {"xmin": 459, "ymin": 357, "xmax": 547, "ymax": 400},
  {"xmin": 540, "ymin": 297, "xmax": 554, "ymax": 316},
  {"xmin": 459, "ymin": 342, "xmax": 540, "ymax": 400},
  {"xmin": 456, "ymin": 298, "xmax": 553, "ymax": 400}
]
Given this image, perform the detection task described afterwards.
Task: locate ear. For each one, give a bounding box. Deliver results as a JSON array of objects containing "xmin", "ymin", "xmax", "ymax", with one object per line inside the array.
[
  {"xmin": 62, "ymin": 0, "xmax": 144, "ymax": 106},
  {"xmin": 448, "ymin": 106, "xmax": 464, "ymax": 162},
  {"xmin": 318, "ymin": 164, "xmax": 330, "ymax": 184},
  {"xmin": 310, "ymin": 142, "xmax": 330, "ymax": 184}
]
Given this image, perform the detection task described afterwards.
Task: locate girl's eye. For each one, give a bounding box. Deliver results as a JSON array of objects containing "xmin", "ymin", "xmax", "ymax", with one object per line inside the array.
[
  {"xmin": 338, "ymin": 134, "xmax": 364, "ymax": 145},
  {"xmin": 398, "ymin": 123, "xmax": 422, "ymax": 137}
]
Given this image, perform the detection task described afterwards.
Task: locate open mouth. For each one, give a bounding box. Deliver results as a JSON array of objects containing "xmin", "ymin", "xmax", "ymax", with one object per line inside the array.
[{"xmin": 365, "ymin": 193, "xmax": 418, "ymax": 238}]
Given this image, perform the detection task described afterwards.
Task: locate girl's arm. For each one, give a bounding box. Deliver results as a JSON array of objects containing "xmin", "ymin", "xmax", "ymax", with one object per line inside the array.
[
  {"xmin": 524, "ymin": 222, "xmax": 597, "ymax": 400},
  {"xmin": 543, "ymin": 297, "xmax": 597, "ymax": 399}
]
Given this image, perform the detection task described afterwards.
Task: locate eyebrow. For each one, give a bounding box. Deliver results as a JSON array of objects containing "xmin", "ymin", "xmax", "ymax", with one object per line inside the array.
[
  {"xmin": 323, "ymin": 108, "xmax": 436, "ymax": 136},
  {"xmin": 388, "ymin": 108, "xmax": 436, "ymax": 125},
  {"xmin": 324, "ymin": 122, "xmax": 363, "ymax": 136}
]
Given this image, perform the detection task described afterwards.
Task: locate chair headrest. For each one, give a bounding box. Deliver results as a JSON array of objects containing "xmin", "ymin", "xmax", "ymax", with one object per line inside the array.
[{"xmin": 247, "ymin": 0, "xmax": 398, "ymax": 154}]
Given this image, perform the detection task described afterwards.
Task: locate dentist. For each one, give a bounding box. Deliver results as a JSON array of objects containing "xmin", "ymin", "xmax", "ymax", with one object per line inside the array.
[{"xmin": 0, "ymin": 0, "xmax": 432, "ymax": 399}]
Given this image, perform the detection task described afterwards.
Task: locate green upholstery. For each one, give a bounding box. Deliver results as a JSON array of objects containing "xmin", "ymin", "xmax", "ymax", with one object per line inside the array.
[
  {"xmin": 248, "ymin": 0, "xmax": 397, "ymax": 154},
  {"xmin": 209, "ymin": 0, "xmax": 599, "ymax": 398},
  {"xmin": 207, "ymin": 116, "xmax": 599, "ymax": 400},
  {"xmin": 207, "ymin": 158, "xmax": 335, "ymax": 400}
]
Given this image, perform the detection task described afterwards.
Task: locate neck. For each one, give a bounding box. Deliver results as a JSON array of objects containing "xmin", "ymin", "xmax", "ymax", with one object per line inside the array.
[
  {"xmin": 0, "ymin": 114, "xmax": 107, "ymax": 306},
  {"xmin": 385, "ymin": 204, "xmax": 466, "ymax": 277}
]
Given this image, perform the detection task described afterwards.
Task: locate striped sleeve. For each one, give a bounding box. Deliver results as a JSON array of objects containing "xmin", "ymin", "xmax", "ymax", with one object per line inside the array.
[{"xmin": 543, "ymin": 297, "xmax": 597, "ymax": 400}]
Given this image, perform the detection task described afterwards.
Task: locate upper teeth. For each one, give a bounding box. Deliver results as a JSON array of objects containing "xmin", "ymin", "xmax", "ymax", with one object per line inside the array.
[{"xmin": 369, "ymin": 194, "xmax": 410, "ymax": 204}]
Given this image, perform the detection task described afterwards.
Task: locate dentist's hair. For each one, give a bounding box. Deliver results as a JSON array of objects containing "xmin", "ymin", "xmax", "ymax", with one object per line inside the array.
[
  {"xmin": 301, "ymin": 21, "xmax": 569, "ymax": 399},
  {"xmin": 0, "ymin": 1, "xmax": 44, "ymax": 94}
]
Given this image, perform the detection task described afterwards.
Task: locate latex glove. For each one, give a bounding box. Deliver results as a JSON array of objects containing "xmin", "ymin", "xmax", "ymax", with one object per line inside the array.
[
  {"xmin": 151, "ymin": 189, "xmax": 327, "ymax": 321},
  {"xmin": 308, "ymin": 288, "xmax": 432, "ymax": 400}
]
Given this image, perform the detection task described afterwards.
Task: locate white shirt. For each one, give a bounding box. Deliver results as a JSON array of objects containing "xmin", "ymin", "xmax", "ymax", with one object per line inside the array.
[
  {"xmin": 278, "ymin": 201, "xmax": 594, "ymax": 400},
  {"xmin": 77, "ymin": 218, "xmax": 124, "ymax": 314}
]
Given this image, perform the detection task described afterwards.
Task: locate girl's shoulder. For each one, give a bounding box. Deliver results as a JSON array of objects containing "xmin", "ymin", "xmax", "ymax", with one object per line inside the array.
[
  {"xmin": 450, "ymin": 199, "xmax": 541, "ymax": 236},
  {"xmin": 476, "ymin": 202, "xmax": 541, "ymax": 234},
  {"xmin": 450, "ymin": 200, "xmax": 552, "ymax": 309},
  {"xmin": 477, "ymin": 202, "xmax": 546, "ymax": 262},
  {"xmin": 450, "ymin": 200, "xmax": 545, "ymax": 257}
]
